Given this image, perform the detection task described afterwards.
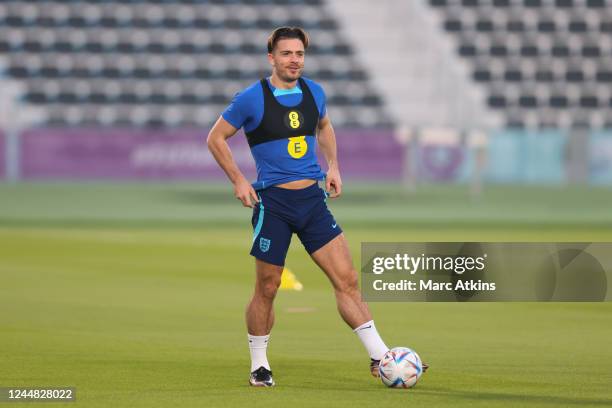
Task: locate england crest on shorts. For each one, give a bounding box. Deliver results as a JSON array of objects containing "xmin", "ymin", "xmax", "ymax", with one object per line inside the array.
[{"xmin": 259, "ymin": 237, "xmax": 271, "ymax": 253}]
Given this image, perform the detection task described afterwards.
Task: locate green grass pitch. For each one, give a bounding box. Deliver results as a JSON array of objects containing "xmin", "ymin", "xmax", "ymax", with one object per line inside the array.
[{"xmin": 1, "ymin": 182, "xmax": 612, "ymax": 407}]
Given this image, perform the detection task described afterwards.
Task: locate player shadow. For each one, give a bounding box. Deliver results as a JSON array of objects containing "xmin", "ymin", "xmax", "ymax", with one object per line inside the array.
[
  {"xmin": 419, "ymin": 386, "xmax": 612, "ymax": 406},
  {"xmin": 287, "ymin": 382, "xmax": 611, "ymax": 406}
]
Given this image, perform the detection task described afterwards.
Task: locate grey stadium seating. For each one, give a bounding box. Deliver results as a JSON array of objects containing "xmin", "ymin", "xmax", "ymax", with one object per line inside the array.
[
  {"xmin": 0, "ymin": 0, "xmax": 392, "ymax": 128},
  {"xmin": 430, "ymin": 0, "xmax": 612, "ymax": 129}
]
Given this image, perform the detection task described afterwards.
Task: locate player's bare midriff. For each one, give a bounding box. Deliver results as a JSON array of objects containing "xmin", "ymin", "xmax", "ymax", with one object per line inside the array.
[{"xmin": 276, "ymin": 179, "xmax": 317, "ymax": 189}]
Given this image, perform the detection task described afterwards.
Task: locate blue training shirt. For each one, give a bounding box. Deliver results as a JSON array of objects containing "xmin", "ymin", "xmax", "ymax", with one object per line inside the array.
[{"xmin": 222, "ymin": 77, "xmax": 327, "ymax": 190}]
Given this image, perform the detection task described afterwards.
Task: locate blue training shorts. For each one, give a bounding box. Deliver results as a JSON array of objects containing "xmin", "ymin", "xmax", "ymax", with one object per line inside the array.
[{"xmin": 250, "ymin": 182, "xmax": 343, "ymax": 266}]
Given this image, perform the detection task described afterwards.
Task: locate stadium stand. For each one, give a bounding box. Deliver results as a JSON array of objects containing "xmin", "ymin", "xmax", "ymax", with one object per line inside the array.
[
  {"xmin": 0, "ymin": 0, "xmax": 392, "ymax": 128},
  {"xmin": 429, "ymin": 0, "xmax": 612, "ymax": 129}
]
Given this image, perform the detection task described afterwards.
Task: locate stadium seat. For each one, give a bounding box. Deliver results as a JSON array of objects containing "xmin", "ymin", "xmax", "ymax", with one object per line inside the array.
[
  {"xmin": 431, "ymin": 0, "xmax": 612, "ymax": 128},
  {"xmin": 0, "ymin": 0, "xmax": 389, "ymax": 128}
]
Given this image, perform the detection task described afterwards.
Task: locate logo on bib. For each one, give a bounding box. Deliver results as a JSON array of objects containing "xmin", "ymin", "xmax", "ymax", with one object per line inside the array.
[
  {"xmin": 284, "ymin": 110, "xmax": 303, "ymax": 130},
  {"xmin": 288, "ymin": 136, "xmax": 308, "ymax": 159}
]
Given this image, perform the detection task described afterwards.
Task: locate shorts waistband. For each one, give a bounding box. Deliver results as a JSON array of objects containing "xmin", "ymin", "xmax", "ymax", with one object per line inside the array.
[{"xmin": 263, "ymin": 182, "xmax": 321, "ymax": 198}]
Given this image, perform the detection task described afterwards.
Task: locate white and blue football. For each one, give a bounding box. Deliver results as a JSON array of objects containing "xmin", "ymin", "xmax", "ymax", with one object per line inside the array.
[{"xmin": 379, "ymin": 347, "xmax": 423, "ymax": 389}]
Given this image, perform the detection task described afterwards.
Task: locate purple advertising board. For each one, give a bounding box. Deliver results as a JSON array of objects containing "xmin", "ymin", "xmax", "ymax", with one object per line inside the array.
[
  {"xmin": 0, "ymin": 131, "xmax": 5, "ymax": 180},
  {"xmin": 21, "ymin": 128, "xmax": 255, "ymax": 180},
  {"xmin": 20, "ymin": 128, "xmax": 403, "ymax": 181},
  {"xmin": 334, "ymin": 129, "xmax": 403, "ymax": 180}
]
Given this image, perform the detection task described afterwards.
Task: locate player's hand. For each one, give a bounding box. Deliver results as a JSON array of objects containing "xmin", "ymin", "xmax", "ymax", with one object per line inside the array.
[
  {"xmin": 325, "ymin": 167, "xmax": 342, "ymax": 198},
  {"xmin": 234, "ymin": 177, "xmax": 259, "ymax": 208}
]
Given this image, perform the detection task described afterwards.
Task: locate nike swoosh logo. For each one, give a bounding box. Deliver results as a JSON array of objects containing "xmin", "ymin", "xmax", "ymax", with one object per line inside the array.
[
  {"xmin": 332, "ymin": 223, "xmax": 337, "ymax": 228},
  {"xmin": 357, "ymin": 325, "xmax": 372, "ymax": 331}
]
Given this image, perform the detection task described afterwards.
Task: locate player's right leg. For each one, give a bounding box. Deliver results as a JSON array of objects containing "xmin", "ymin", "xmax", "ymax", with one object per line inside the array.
[
  {"xmin": 246, "ymin": 194, "xmax": 292, "ymax": 387},
  {"xmin": 246, "ymin": 259, "xmax": 283, "ymax": 387}
]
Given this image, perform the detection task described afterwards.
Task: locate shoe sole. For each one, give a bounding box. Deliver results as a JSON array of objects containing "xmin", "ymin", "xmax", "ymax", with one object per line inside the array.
[
  {"xmin": 249, "ymin": 380, "xmax": 275, "ymax": 387},
  {"xmin": 371, "ymin": 363, "xmax": 381, "ymax": 378}
]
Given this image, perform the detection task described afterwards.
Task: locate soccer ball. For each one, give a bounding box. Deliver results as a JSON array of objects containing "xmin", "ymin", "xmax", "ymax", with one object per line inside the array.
[{"xmin": 378, "ymin": 347, "xmax": 424, "ymax": 389}]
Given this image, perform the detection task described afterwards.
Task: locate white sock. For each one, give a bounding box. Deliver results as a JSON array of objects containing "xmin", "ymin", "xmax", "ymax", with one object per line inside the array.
[
  {"xmin": 353, "ymin": 320, "xmax": 388, "ymax": 360},
  {"xmin": 248, "ymin": 334, "xmax": 271, "ymax": 372}
]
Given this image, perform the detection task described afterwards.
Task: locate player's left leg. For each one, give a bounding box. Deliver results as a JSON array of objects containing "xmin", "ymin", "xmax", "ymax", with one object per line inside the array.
[
  {"xmin": 308, "ymin": 233, "xmax": 389, "ymax": 377},
  {"xmin": 295, "ymin": 184, "xmax": 391, "ymax": 376},
  {"xmin": 309, "ymin": 233, "xmax": 370, "ymax": 327}
]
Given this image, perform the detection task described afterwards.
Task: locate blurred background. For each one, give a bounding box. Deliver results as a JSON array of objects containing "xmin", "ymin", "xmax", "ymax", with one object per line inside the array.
[
  {"xmin": 0, "ymin": 0, "xmax": 611, "ymax": 190},
  {"xmin": 2, "ymin": 2, "xmax": 612, "ymax": 406}
]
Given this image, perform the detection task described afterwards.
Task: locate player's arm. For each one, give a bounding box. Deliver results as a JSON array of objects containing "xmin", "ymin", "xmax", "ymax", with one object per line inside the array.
[
  {"xmin": 206, "ymin": 116, "xmax": 259, "ymax": 208},
  {"xmin": 317, "ymin": 114, "xmax": 342, "ymax": 198}
]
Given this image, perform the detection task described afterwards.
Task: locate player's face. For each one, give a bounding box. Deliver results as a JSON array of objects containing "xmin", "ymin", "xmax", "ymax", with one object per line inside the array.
[{"xmin": 269, "ymin": 38, "xmax": 305, "ymax": 82}]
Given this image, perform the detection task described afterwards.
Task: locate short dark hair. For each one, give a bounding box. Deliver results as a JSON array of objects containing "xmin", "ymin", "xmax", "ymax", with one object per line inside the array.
[{"xmin": 267, "ymin": 27, "xmax": 309, "ymax": 53}]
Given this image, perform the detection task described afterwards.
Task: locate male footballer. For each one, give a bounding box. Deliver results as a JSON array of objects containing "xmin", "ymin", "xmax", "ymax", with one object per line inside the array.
[{"xmin": 207, "ymin": 26, "xmax": 427, "ymax": 387}]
